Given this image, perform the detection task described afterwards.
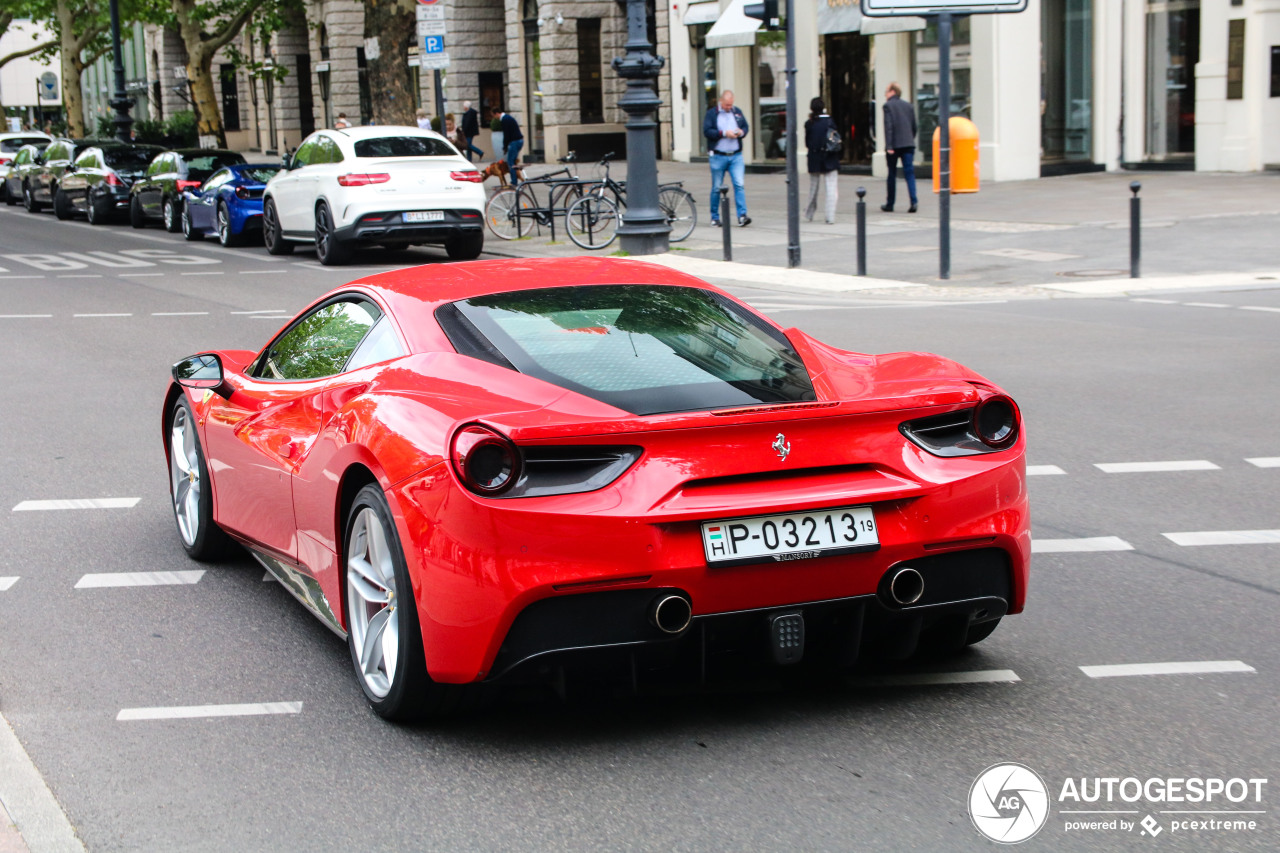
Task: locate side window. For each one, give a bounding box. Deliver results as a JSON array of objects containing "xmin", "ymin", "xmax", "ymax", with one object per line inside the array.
[
  {"xmin": 74, "ymin": 150, "xmax": 96, "ymax": 168},
  {"xmin": 203, "ymin": 170, "xmax": 232, "ymax": 192},
  {"xmin": 324, "ymin": 137, "xmax": 345, "ymax": 164},
  {"xmin": 255, "ymin": 299, "xmax": 383, "ymax": 381},
  {"xmin": 145, "ymin": 156, "xmax": 161, "ymax": 177},
  {"xmin": 293, "ymin": 139, "xmax": 317, "ymax": 168},
  {"xmin": 345, "ymin": 317, "xmax": 405, "ymax": 372}
]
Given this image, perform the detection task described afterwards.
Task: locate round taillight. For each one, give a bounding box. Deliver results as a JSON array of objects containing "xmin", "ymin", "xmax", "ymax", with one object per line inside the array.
[
  {"xmin": 451, "ymin": 425, "xmax": 521, "ymax": 495},
  {"xmin": 972, "ymin": 395, "xmax": 1019, "ymax": 449}
]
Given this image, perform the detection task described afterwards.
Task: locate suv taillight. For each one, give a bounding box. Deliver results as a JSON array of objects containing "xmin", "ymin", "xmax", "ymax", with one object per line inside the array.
[
  {"xmin": 337, "ymin": 173, "xmax": 391, "ymax": 187},
  {"xmin": 105, "ymin": 173, "xmax": 124, "ymax": 186},
  {"xmin": 450, "ymin": 170, "xmax": 484, "ymax": 183}
]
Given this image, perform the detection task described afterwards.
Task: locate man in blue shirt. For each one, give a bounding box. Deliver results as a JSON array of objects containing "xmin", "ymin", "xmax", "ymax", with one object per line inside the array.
[
  {"xmin": 703, "ymin": 91, "xmax": 751, "ymax": 227},
  {"xmin": 499, "ymin": 109, "xmax": 524, "ymax": 185}
]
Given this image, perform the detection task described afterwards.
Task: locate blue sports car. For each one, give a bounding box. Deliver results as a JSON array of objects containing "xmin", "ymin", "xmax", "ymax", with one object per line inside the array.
[{"xmin": 180, "ymin": 163, "xmax": 282, "ymax": 247}]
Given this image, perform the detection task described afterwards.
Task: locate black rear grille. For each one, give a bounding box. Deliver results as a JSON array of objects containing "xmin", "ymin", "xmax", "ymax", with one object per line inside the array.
[{"xmin": 900, "ymin": 408, "xmax": 995, "ymax": 457}]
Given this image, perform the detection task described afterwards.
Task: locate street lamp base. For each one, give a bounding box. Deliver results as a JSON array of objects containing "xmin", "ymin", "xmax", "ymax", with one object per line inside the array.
[{"xmin": 618, "ymin": 228, "xmax": 670, "ymax": 256}]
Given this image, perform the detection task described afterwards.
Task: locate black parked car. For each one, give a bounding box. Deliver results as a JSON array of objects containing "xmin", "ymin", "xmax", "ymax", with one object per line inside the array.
[
  {"xmin": 21, "ymin": 138, "xmax": 103, "ymax": 213},
  {"xmin": 55, "ymin": 143, "xmax": 165, "ymax": 224},
  {"xmin": 130, "ymin": 148, "xmax": 246, "ymax": 232},
  {"xmin": 1, "ymin": 143, "xmax": 47, "ymax": 206}
]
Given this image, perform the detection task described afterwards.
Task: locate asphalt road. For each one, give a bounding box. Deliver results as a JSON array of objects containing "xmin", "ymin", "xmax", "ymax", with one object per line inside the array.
[{"xmin": 0, "ymin": 203, "xmax": 1277, "ymax": 852}]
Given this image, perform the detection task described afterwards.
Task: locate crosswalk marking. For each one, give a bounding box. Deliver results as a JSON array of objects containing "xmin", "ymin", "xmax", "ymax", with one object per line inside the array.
[
  {"xmin": 1245, "ymin": 457, "xmax": 1280, "ymax": 468},
  {"xmin": 1163, "ymin": 529, "xmax": 1280, "ymax": 546},
  {"xmin": 1080, "ymin": 661, "xmax": 1255, "ymax": 679},
  {"xmin": 1032, "ymin": 536, "xmax": 1133, "ymax": 553},
  {"xmin": 0, "ymin": 577, "xmax": 18, "ymax": 591},
  {"xmin": 1026, "ymin": 465, "xmax": 1066, "ymax": 476},
  {"xmin": 75, "ymin": 571, "xmax": 205, "ymax": 588},
  {"xmin": 12, "ymin": 498, "xmax": 140, "ymax": 511},
  {"xmin": 117, "ymin": 701, "xmax": 303, "ymax": 721},
  {"xmin": 852, "ymin": 669, "xmax": 1021, "ymax": 687},
  {"xmin": 1095, "ymin": 460, "xmax": 1219, "ymax": 473}
]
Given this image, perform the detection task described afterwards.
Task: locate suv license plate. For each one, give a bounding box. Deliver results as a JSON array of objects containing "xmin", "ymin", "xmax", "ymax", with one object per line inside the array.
[
  {"xmin": 404, "ymin": 210, "xmax": 444, "ymax": 222},
  {"xmin": 701, "ymin": 506, "xmax": 879, "ymax": 567}
]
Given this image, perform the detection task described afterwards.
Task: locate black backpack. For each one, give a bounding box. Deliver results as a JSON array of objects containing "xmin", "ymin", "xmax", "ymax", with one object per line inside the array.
[{"xmin": 824, "ymin": 125, "xmax": 843, "ymax": 153}]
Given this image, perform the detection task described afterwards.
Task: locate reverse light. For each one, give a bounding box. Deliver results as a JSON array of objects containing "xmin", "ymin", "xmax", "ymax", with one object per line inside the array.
[
  {"xmin": 972, "ymin": 394, "xmax": 1020, "ymax": 449},
  {"xmin": 450, "ymin": 170, "xmax": 484, "ymax": 183},
  {"xmin": 337, "ymin": 173, "xmax": 391, "ymax": 187},
  {"xmin": 451, "ymin": 425, "xmax": 521, "ymax": 496}
]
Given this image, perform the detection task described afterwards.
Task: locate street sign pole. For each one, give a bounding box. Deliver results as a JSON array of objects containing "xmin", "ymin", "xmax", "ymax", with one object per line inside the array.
[
  {"xmin": 784, "ymin": 0, "xmax": 800, "ymax": 268},
  {"xmin": 435, "ymin": 70, "xmax": 445, "ymax": 120},
  {"xmin": 938, "ymin": 11, "xmax": 951, "ymax": 280}
]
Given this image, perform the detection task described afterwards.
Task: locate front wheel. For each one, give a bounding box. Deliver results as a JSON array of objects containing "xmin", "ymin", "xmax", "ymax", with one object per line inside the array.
[
  {"xmin": 168, "ymin": 396, "xmax": 232, "ymax": 561},
  {"xmin": 129, "ymin": 195, "xmax": 147, "ymax": 228},
  {"xmin": 484, "ymin": 188, "xmax": 530, "ymax": 240},
  {"xmin": 314, "ymin": 202, "xmax": 350, "ymax": 265},
  {"xmin": 23, "ymin": 182, "xmax": 42, "ymax": 213},
  {"xmin": 659, "ymin": 187, "xmax": 697, "ymax": 242},
  {"xmin": 162, "ymin": 196, "xmax": 181, "ymax": 232},
  {"xmin": 53, "ymin": 188, "xmax": 74, "ymax": 221},
  {"xmin": 181, "ymin": 205, "xmax": 203, "ymax": 241},
  {"xmin": 263, "ymin": 198, "xmax": 294, "ymax": 255},
  {"xmin": 566, "ymin": 195, "xmax": 620, "ymax": 250}
]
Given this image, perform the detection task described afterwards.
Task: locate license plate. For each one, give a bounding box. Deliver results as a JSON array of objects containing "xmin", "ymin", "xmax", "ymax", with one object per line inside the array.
[
  {"xmin": 701, "ymin": 506, "xmax": 879, "ymax": 567},
  {"xmin": 404, "ymin": 210, "xmax": 444, "ymax": 222}
]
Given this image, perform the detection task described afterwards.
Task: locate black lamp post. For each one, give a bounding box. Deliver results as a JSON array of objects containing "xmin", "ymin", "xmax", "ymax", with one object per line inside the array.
[
  {"xmin": 262, "ymin": 60, "xmax": 277, "ymax": 154},
  {"xmin": 611, "ymin": 0, "xmax": 670, "ymax": 255},
  {"xmin": 108, "ymin": 0, "xmax": 134, "ymax": 142}
]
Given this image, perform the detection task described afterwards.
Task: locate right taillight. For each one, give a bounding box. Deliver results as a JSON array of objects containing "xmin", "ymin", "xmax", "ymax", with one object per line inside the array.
[
  {"xmin": 337, "ymin": 173, "xmax": 391, "ymax": 187},
  {"xmin": 972, "ymin": 394, "xmax": 1019, "ymax": 449},
  {"xmin": 451, "ymin": 425, "xmax": 521, "ymax": 496}
]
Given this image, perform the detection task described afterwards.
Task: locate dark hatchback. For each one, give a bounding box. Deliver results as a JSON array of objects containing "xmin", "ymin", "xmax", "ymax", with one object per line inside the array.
[
  {"xmin": 130, "ymin": 148, "xmax": 247, "ymax": 232},
  {"xmin": 1, "ymin": 143, "xmax": 47, "ymax": 206},
  {"xmin": 56, "ymin": 143, "xmax": 165, "ymax": 224},
  {"xmin": 21, "ymin": 138, "xmax": 105, "ymax": 213}
]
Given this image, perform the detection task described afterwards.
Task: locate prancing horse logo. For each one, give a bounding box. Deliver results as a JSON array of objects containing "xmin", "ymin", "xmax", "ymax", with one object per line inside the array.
[{"xmin": 772, "ymin": 433, "xmax": 791, "ymax": 461}]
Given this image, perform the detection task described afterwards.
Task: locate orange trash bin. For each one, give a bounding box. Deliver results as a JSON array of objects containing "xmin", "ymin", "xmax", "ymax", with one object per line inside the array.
[{"xmin": 932, "ymin": 116, "xmax": 979, "ymax": 194}]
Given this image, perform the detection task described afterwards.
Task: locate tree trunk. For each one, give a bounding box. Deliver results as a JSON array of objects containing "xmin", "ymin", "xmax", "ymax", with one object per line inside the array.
[
  {"xmin": 363, "ymin": 0, "xmax": 416, "ymax": 126},
  {"xmin": 188, "ymin": 58, "xmax": 225, "ymax": 148},
  {"xmin": 54, "ymin": 0, "xmax": 96, "ymax": 137}
]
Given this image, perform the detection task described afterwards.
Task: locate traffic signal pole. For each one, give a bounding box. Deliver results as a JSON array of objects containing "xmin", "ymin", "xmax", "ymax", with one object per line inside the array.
[
  {"xmin": 783, "ymin": 0, "xmax": 799, "ymax": 268},
  {"xmin": 937, "ymin": 11, "xmax": 951, "ymax": 280}
]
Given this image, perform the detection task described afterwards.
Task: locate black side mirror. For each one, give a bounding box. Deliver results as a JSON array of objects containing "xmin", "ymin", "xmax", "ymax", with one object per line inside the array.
[{"xmin": 172, "ymin": 353, "xmax": 232, "ymax": 399}]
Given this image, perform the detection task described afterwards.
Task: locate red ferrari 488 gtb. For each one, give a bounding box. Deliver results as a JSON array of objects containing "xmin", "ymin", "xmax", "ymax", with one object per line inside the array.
[{"xmin": 165, "ymin": 258, "xmax": 1029, "ymax": 720}]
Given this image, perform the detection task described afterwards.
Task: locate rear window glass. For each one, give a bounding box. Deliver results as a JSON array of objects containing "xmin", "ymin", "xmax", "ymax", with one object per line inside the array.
[
  {"xmin": 104, "ymin": 147, "xmax": 160, "ymax": 169},
  {"xmin": 238, "ymin": 166, "xmax": 281, "ymax": 183},
  {"xmin": 2, "ymin": 137, "xmax": 47, "ymax": 152},
  {"xmin": 438, "ymin": 285, "xmax": 816, "ymax": 416},
  {"xmin": 186, "ymin": 153, "xmax": 244, "ymax": 180},
  {"xmin": 354, "ymin": 136, "xmax": 455, "ymax": 158}
]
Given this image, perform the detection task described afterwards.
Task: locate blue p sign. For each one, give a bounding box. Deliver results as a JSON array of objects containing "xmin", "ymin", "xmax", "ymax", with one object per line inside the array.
[{"xmin": 423, "ymin": 35, "xmax": 444, "ymax": 53}]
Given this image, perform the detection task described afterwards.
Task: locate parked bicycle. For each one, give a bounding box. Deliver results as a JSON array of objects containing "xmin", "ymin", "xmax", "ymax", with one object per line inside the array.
[
  {"xmin": 484, "ymin": 152, "xmax": 586, "ymax": 241},
  {"xmin": 565, "ymin": 153, "xmax": 697, "ymax": 250}
]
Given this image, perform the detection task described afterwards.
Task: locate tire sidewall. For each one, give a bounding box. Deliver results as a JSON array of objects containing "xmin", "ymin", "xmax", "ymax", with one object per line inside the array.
[{"xmin": 168, "ymin": 395, "xmax": 224, "ymax": 561}]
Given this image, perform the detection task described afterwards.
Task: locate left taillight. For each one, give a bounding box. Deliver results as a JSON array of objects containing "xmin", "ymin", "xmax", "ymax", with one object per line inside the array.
[
  {"xmin": 337, "ymin": 173, "xmax": 391, "ymax": 187},
  {"xmin": 450, "ymin": 170, "xmax": 484, "ymax": 183},
  {"xmin": 105, "ymin": 173, "xmax": 124, "ymax": 186},
  {"xmin": 176, "ymin": 179, "xmax": 202, "ymax": 191},
  {"xmin": 451, "ymin": 424, "xmax": 522, "ymax": 496}
]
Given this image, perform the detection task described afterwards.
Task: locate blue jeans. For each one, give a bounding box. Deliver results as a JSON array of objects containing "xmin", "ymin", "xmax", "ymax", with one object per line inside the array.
[
  {"xmin": 463, "ymin": 135, "xmax": 484, "ymax": 162},
  {"xmin": 506, "ymin": 139, "xmax": 524, "ymax": 183},
  {"xmin": 886, "ymin": 147, "xmax": 918, "ymax": 208},
  {"xmin": 709, "ymin": 150, "xmax": 747, "ymax": 221}
]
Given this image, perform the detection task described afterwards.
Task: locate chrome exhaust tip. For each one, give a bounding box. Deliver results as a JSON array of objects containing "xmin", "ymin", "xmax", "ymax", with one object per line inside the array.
[
  {"xmin": 888, "ymin": 567, "xmax": 925, "ymax": 606},
  {"xmin": 650, "ymin": 594, "xmax": 693, "ymax": 635}
]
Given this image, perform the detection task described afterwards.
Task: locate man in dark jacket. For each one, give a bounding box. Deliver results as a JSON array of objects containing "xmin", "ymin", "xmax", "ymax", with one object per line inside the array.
[
  {"xmin": 460, "ymin": 101, "xmax": 484, "ymax": 162},
  {"xmin": 499, "ymin": 110, "xmax": 524, "ymax": 184},
  {"xmin": 881, "ymin": 82, "xmax": 918, "ymax": 213},
  {"xmin": 703, "ymin": 90, "xmax": 751, "ymax": 226}
]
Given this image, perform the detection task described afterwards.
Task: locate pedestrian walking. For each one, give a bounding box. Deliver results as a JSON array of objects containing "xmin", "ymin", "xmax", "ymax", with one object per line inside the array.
[
  {"xmin": 460, "ymin": 101, "xmax": 484, "ymax": 162},
  {"xmin": 415, "ymin": 108, "xmax": 432, "ymax": 130},
  {"xmin": 703, "ymin": 90, "xmax": 750, "ymax": 227},
  {"xmin": 498, "ymin": 109, "xmax": 524, "ymax": 184},
  {"xmin": 804, "ymin": 97, "xmax": 840, "ymax": 224},
  {"xmin": 334, "ymin": 112, "xmax": 351, "ymax": 130},
  {"xmin": 881, "ymin": 82, "xmax": 918, "ymax": 213},
  {"xmin": 444, "ymin": 113, "xmax": 467, "ymax": 152}
]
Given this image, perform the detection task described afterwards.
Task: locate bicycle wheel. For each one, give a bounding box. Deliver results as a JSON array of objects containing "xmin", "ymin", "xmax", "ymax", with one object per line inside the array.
[
  {"xmin": 566, "ymin": 195, "xmax": 620, "ymax": 250},
  {"xmin": 485, "ymin": 188, "xmax": 531, "ymax": 240},
  {"xmin": 659, "ymin": 187, "xmax": 697, "ymax": 243},
  {"xmin": 553, "ymin": 181, "xmax": 585, "ymax": 217}
]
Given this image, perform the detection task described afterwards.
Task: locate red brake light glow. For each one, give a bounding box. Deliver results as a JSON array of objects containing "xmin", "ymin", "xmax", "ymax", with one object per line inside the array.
[
  {"xmin": 176, "ymin": 179, "xmax": 203, "ymax": 191},
  {"xmin": 337, "ymin": 173, "xmax": 391, "ymax": 187},
  {"xmin": 450, "ymin": 170, "xmax": 484, "ymax": 183},
  {"xmin": 451, "ymin": 425, "xmax": 522, "ymax": 496},
  {"xmin": 105, "ymin": 173, "xmax": 124, "ymax": 186}
]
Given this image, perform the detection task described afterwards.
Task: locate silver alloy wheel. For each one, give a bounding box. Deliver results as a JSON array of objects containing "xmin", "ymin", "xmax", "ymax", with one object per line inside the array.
[
  {"xmin": 168, "ymin": 405, "xmax": 201, "ymax": 547},
  {"xmin": 346, "ymin": 507, "xmax": 400, "ymax": 699},
  {"xmin": 162, "ymin": 199, "xmax": 173, "ymax": 229},
  {"xmin": 218, "ymin": 205, "xmax": 230, "ymax": 244}
]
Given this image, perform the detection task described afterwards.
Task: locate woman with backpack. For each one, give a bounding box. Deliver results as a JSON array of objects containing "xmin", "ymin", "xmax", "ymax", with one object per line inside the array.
[{"xmin": 804, "ymin": 97, "xmax": 841, "ymax": 224}]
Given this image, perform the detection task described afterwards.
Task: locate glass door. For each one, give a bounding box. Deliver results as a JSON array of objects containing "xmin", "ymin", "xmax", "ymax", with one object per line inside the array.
[{"xmin": 1146, "ymin": 0, "xmax": 1199, "ymax": 159}]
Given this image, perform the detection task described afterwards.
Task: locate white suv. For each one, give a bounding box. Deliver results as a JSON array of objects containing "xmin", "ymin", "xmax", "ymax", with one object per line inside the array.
[{"xmin": 262, "ymin": 126, "xmax": 486, "ymax": 265}]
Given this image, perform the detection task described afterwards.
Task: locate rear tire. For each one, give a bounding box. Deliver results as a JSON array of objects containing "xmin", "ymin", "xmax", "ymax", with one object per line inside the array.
[
  {"xmin": 217, "ymin": 202, "xmax": 243, "ymax": 247},
  {"xmin": 0, "ymin": 180, "xmax": 13, "ymax": 206},
  {"xmin": 53, "ymin": 188, "xmax": 74, "ymax": 221},
  {"xmin": 444, "ymin": 231, "xmax": 484, "ymax": 261},
  {"xmin": 263, "ymin": 198, "xmax": 294, "ymax": 255},
  {"xmin": 314, "ymin": 202, "xmax": 350, "ymax": 265},
  {"xmin": 181, "ymin": 205, "xmax": 203, "ymax": 241},
  {"xmin": 162, "ymin": 196, "xmax": 181, "ymax": 232},
  {"xmin": 129, "ymin": 195, "xmax": 147, "ymax": 228},
  {"xmin": 23, "ymin": 182, "xmax": 42, "ymax": 213},
  {"xmin": 86, "ymin": 192, "xmax": 110, "ymax": 225}
]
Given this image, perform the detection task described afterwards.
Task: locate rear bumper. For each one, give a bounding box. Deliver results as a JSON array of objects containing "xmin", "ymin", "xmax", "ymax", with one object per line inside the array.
[{"xmin": 334, "ymin": 208, "xmax": 483, "ymax": 244}]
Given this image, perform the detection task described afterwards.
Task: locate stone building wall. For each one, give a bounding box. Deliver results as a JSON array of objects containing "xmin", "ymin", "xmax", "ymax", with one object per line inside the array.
[{"xmin": 444, "ymin": 0, "xmax": 508, "ymax": 116}]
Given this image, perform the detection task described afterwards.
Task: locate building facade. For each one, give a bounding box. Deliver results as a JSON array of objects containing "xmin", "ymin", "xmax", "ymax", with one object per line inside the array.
[{"xmin": 0, "ymin": 19, "xmax": 62, "ymax": 129}]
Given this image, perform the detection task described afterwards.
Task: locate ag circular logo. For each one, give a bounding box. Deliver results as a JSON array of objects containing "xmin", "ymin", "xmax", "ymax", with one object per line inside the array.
[{"xmin": 969, "ymin": 763, "xmax": 1050, "ymax": 844}]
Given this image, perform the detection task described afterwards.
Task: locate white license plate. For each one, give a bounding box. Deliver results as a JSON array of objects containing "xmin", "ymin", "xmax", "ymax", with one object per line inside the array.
[
  {"xmin": 404, "ymin": 210, "xmax": 444, "ymax": 222},
  {"xmin": 701, "ymin": 506, "xmax": 879, "ymax": 566}
]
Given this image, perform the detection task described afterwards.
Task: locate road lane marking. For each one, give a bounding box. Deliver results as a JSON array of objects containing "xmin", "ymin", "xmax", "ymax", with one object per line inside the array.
[
  {"xmin": 75, "ymin": 571, "xmax": 205, "ymax": 588},
  {"xmin": 1246, "ymin": 457, "xmax": 1280, "ymax": 468},
  {"xmin": 1184, "ymin": 302, "xmax": 1230, "ymax": 308},
  {"xmin": 230, "ymin": 309, "xmax": 285, "ymax": 314},
  {"xmin": 72, "ymin": 313, "xmax": 132, "ymax": 318},
  {"xmin": 116, "ymin": 701, "xmax": 303, "ymax": 721},
  {"xmin": 976, "ymin": 248, "xmax": 1081, "ymax": 262},
  {"xmin": 852, "ymin": 669, "xmax": 1020, "ymax": 687},
  {"xmin": 249, "ymin": 315, "xmax": 291, "ymax": 320},
  {"xmin": 180, "ymin": 271, "xmax": 224, "ymax": 276},
  {"xmin": 1095, "ymin": 460, "xmax": 1220, "ymax": 473},
  {"xmin": 0, "ymin": 275, "xmax": 47, "ymax": 280},
  {"xmin": 1032, "ymin": 536, "xmax": 1133, "ymax": 553},
  {"xmin": 1131, "ymin": 298, "xmax": 1178, "ymax": 304},
  {"xmin": 0, "ymin": 314, "xmax": 52, "ymax": 318},
  {"xmin": 1026, "ymin": 465, "xmax": 1065, "ymax": 476},
  {"xmin": 152, "ymin": 311, "xmax": 210, "ymax": 316},
  {"xmin": 1163, "ymin": 529, "xmax": 1280, "ymax": 546},
  {"xmin": 238, "ymin": 270, "xmax": 288, "ymax": 275},
  {"xmin": 1240, "ymin": 306, "xmax": 1280, "ymax": 313},
  {"xmin": 119, "ymin": 272, "xmax": 164, "ymax": 278},
  {"xmin": 12, "ymin": 498, "xmax": 140, "ymax": 511},
  {"xmin": 57, "ymin": 275, "xmax": 103, "ymax": 279},
  {"xmin": 1080, "ymin": 661, "xmax": 1255, "ymax": 679},
  {"xmin": 0, "ymin": 578, "xmax": 17, "ymax": 591},
  {"xmin": 0, "ymin": 711, "xmax": 86, "ymax": 852}
]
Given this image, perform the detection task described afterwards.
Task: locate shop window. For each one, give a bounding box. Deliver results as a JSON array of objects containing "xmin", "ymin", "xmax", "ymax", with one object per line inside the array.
[
  {"xmin": 912, "ymin": 15, "xmax": 971, "ymax": 161},
  {"xmin": 579, "ymin": 19, "xmax": 604, "ymax": 124},
  {"xmin": 1041, "ymin": 0, "xmax": 1092, "ymax": 162},
  {"xmin": 1146, "ymin": 1, "xmax": 1199, "ymax": 158},
  {"xmin": 1226, "ymin": 19, "xmax": 1245, "ymax": 100}
]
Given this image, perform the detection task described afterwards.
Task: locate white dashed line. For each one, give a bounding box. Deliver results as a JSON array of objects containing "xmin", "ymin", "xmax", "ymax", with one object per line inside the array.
[
  {"xmin": 1131, "ymin": 298, "xmax": 1178, "ymax": 304},
  {"xmin": 1162, "ymin": 529, "xmax": 1280, "ymax": 546},
  {"xmin": 117, "ymin": 701, "xmax": 303, "ymax": 721},
  {"xmin": 1246, "ymin": 457, "xmax": 1280, "ymax": 468},
  {"xmin": 152, "ymin": 312, "xmax": 210, "ymax": 316},
  {"xmin": 1184, "ymin": 302, "xmax": 1231, "ymax": 308},
  {"xmin": 249, "ymin": 315, "xmax": 291, "ymax": 320},
  {"xmin": 72, "ymin": 313, "xmax": 132, "ymax": 318},
  {"xmin": 1240, "ymin": 306, "xmax": 1280, "ymax": 313},
  {"xmin": 57, "ymin": 274, "xmax": 103, "ymax": 279},
  {"xmin": 75, "ymin": 570, "xmax": 205, "ymax": 588},
  {"xmin": 0, "ymin": 275, "xmax": 47, "ymax": 280},
  {"xmin": 239, "ymin": 270, "xmax": 288, "ymax": 275},
  {"xmin": 1026, "ymin": 465, "xmax": 1066, "ymax": 476},
  {"xmin": 1079, "ymin": 661, "xmax": 1255, "ymax": 679},
  {"xmin": 0, "ymin": 577, "xmax": 18, "ymax": 591},
  {"xmin": 0, "ymin": 314, "xmax": 52, "ymax": 318},
  {"xmin": 852, "ymin": 669, "xmax": 1021, "ymax": 687},
  {"xmin": 119, "ymin": 272, "xmax": 164, "ymax": 277},
  {"xmin": 230, "ymin": 309, "xmax": 285, "ymax": 314},
  {"xmin": 12, "ymin": 498, "xmax": 140, "ymax": 511},
  {"xmin": 180, "ymin": 272, "xmax": 224, "ymax": 276},
  {"xmin": 1095, "ymin": 460, "xmax": 1219, "ymax": 473},
  {"xmin": 1032, "ymin": 536, "xmax": 1134, "ymax": 553}
]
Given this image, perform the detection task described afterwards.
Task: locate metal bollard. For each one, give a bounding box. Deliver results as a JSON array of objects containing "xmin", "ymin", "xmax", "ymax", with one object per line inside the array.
[
  {"xmin": 1130, "ymin": 181, "xmax": 1141, "ymax": 279},
  {"xmin": 720, "ymin": 186, "xmax": 732, "ymax": 262},
  {"xmin": 856, "ymin": 187, "xmax": 867, "ymax": 277}
]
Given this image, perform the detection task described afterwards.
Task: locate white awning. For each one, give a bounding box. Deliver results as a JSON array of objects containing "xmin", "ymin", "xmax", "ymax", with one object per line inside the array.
[
  {"xmin": 817, "ymin": 1, "xmax": 862, "ymax": 36},
  {"xmin": 705, "ymin": 0, "xmax": 761, "ymax": 49},
  {"xmin": 860, "ymin": 16, "xmax": 927, "ymax": 35},
  {"xmin": 683, "ymin": 1, "xmax": 720, "ymax": 26}
]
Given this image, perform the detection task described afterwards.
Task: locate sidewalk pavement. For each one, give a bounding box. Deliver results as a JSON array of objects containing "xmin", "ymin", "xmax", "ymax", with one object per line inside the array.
[{"xmin": 481, "ymin": 159, "xmax": 1280, "ymax": 299}]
